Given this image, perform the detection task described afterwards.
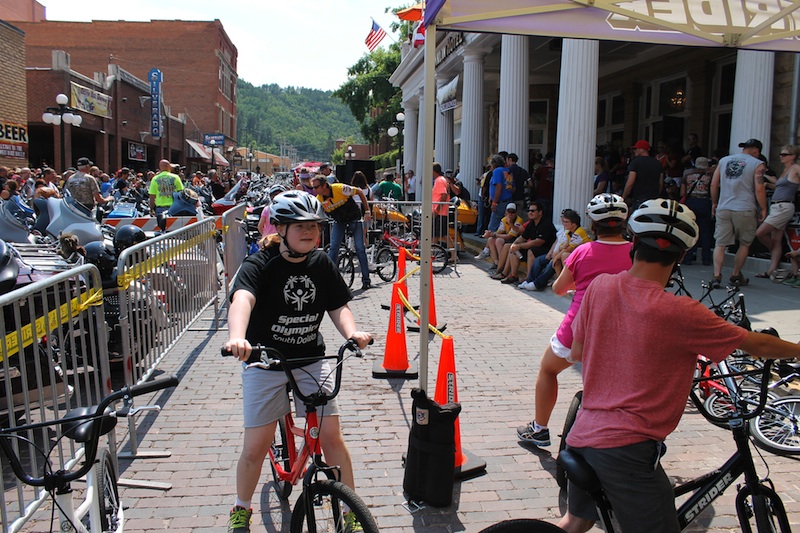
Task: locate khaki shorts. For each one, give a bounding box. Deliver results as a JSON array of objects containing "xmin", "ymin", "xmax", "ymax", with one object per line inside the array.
[
  {"xmin": 714, "ymin": 209, "xmax": 757, "ymax": 247},
  {"xmin": 763, "ymin": 202, "xmax": 796, "ymax": 230}
]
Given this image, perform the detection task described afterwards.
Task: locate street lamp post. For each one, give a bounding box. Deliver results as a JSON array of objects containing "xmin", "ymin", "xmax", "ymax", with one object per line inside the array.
[
  {"xmin": 248, "ymin": 152, "xmax": 254, "ymax": 173},
  {"xmin": 209, "ymin": 139, "xmax": 218, "ymax": 172},
  {"xmin": 345, "ymin": 145, "xmax": 356, "ymax": 161},
  {"xmin": 42, "ymin": 93, "xmax": 83, "ymax": 173},
  {"xmin": 387, "ymin": 112, "xmax": 405, "ymax": 198}
]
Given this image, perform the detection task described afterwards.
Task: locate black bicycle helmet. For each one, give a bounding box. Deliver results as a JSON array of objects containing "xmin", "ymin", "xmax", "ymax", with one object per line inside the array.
[
  {"xmin": 114, "ymin": 225, "xmax": 147, "ymax": 256},
  {"xmin": 269, "ymin": 190, "xmax": 326, "ymax": 225},
  {"xmin": 84, "ymin": 241, "xmax": 117, "ymax": 279},
  {"xmin": 628, "ymin": 198, "xmax": 699, "ymax": 253},
  {"xmin": 587, "ymin": 193, "xmax": 628, "ymax": 227}
]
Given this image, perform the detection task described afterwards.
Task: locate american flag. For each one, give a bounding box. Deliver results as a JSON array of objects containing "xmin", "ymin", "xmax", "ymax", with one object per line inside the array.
[
  {"xmin": 365, "ymin": 20, "xmax": 387, "ymax": 52},
  {"xmin": 413, "ymin": 22, "xmax": 425, "ymax": 48}
]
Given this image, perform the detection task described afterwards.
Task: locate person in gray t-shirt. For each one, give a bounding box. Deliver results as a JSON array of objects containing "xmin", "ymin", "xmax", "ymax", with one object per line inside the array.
[{"xmin": 710, "ymin": 138, "xmax": 767, "ymax": 288}]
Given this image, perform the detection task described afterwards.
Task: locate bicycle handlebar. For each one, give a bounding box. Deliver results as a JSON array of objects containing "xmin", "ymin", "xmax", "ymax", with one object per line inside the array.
[
  {"xmin": 0, "ymin": 375, "xmax": 179, "ymax": 488},
  {"xmin": 221, "ymin": 339, "xmax": 371, "ymax": 407}
]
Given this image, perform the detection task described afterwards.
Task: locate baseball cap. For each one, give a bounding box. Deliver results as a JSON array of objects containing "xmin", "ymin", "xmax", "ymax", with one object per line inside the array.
[
  {"xmin": 506, "ymin": 203, "xmax": 517, "ymax": 211},
  {"xmin": 738, "ymin": 138, "xmax": 763, "ymax": 150},
  {"xmin": 76, "ymin": 157, "xmax": 93, "ymax": 167},
  {"xmin": 632, "ymin": 140, "xmax": 651, "ymax": 151},
  {"xmin": 694, "ymin": 157, "xmax": 710, "ymax": 170},
  {"xmin": 445, "ymin": 169, "xmax": 454, "ymax": 177},
  {"xmin": 299, "ymin": 171, "xmax": 311, "ymax": 179}
]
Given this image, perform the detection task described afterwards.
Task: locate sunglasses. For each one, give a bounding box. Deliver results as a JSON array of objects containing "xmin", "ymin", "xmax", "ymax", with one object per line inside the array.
[
  {"xmin": 779, "ymin": 153, "xmax": 793, "ymax": 157},
  {"xmin": 528, "ymin": 209, "xmax": 538, "ymax": 213},
  {"xmin": 312, "ymin": 183, "xmax": 325, "ymax": 189}
]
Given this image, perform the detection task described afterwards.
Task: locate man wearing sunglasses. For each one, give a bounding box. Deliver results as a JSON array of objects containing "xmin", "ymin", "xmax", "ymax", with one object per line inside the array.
[{"xmin": 312, "ymin": 178, "xmax": 373, "ymax": 290}]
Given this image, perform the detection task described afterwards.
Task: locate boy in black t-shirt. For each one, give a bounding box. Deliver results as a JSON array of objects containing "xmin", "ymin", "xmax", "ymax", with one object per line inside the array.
[{"xmin": 224, "ymin": 191, "xmax": 371, "ymax": 533}]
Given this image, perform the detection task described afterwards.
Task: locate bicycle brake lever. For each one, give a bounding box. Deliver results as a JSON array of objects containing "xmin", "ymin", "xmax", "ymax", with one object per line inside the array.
[{"xmin": 116, "ymin": 405, "xmax": 163, "ymax": 417}]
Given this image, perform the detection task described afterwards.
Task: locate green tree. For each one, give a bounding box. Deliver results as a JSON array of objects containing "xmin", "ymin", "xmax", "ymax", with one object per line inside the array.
[{"xmin": 333, "ymin": 46, "xmax": 402, "ymax": 145}]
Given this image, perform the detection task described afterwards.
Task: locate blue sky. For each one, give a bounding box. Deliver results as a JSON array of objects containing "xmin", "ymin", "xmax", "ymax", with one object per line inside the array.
[{"xmin": 40, "ymin": 0, "xmax": 406, "ymax": 91}]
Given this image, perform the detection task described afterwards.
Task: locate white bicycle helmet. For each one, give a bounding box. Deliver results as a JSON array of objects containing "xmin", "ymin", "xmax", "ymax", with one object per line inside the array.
[
  {"xmin": 268, "ymin": 184, "xmax": 288, "ymax": 197},
  {"xmin": 587, "ymin": 193, "xmax": 628, "ymax": 226},
  {"xmin": 628, "ymin": 198, "xmax": 699, "ymax": 252},
  {"xmin": 269, "ymin": 190, "xmax": 325, "ymax": 225}
]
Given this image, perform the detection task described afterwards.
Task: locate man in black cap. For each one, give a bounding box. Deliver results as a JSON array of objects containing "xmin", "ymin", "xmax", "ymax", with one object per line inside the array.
[
  {"xmin": 709, "ymin": 138, "xmax": 767, "ymax": 288},
  {"xmin": 63, "ymin": 156, "xmax": 113, "ymax": 208}
]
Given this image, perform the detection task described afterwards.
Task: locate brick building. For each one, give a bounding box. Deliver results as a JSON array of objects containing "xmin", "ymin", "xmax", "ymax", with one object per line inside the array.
[
  {"xmin": 13, "ymin": 19, "xmax": 238, "ymax": 150},
  {"xmin": 0, "ymin": 20, "xmax": 28, "ymax": 169}
]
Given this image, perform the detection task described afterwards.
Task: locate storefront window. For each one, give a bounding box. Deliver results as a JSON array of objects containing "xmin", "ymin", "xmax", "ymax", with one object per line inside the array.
[
  {"xmin": 598, "ymin": 98, "xmax": 607, "ymax": 127},
  {"xmin": 611, "ymin": 95, "xmax": 625, "ymax": 125}
]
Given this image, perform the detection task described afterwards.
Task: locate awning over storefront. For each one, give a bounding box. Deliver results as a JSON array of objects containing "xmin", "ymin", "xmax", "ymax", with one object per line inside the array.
[
  {"xmin": 424, "ymin": 0, "xmax": 800, "ymax": 52},
  {"xmin": 186, "ymin": 139, "xmax": 230, "ymax": 166}
]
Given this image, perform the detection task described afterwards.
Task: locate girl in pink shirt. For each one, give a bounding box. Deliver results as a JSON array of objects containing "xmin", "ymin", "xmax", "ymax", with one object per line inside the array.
[{"xmin": 517, "ymin": 194, "xmax": 631, "ymax": 447}]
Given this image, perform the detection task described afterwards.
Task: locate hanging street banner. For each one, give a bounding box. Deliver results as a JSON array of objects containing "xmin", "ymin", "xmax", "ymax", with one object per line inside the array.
[
  {"xmin": 70, "ymin": 81, "xmax": 112, "ymax": 119},
  {"xmin": 149, "ymin": 68, "xmax": 163, "ymax": 139},
  {"xmin": 128, "ymin": 141, "xmax": 147, "ymax": 162}
]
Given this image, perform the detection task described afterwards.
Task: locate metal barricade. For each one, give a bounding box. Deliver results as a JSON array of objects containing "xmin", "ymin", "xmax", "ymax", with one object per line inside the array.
[
  {"xmin": 116, "ymin": 218, "xmax": 218, "ymax": 456},
  {"xmin": 1, "ymin": 265, "xmax": 113, "ymax": 533},
  {"xmin": 220, "ymin": 203, "xmax": 248, "ymax": 297}
]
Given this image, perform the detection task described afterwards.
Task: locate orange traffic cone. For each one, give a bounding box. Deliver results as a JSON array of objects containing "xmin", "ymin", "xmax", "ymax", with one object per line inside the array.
[
  {"xmin": 373, "ymin": 282, "xmax": 418, "ymax": 379},
  {"xmin": 433, "ymin": 336, "xmax": 486, "ymax": 478},
  {"xmin": 397, "ymin": 247, "xmax": 407, "ymax": 284}
]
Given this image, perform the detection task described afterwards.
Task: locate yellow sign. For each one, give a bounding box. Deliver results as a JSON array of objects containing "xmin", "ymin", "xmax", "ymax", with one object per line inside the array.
[{"xmin": 70, "ymin": 82, "xmax": 112, "ymax": 119}]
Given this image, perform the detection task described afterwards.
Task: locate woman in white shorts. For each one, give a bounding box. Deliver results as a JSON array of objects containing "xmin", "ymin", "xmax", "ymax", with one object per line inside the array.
[{"xmin": 755, "ymin": 144, "xmax": 800, "ymax": 280}]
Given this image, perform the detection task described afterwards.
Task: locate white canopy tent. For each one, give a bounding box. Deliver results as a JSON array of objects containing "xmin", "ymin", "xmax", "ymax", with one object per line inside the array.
[{"xmin": 413, "ymin": 0, "xmax": 800, "ymax": 391}]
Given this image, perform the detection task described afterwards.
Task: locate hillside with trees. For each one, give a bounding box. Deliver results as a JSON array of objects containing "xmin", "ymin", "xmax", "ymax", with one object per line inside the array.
[{"xmin": 236, "ymin": 80, "xmax": 363, "ymax": 161}]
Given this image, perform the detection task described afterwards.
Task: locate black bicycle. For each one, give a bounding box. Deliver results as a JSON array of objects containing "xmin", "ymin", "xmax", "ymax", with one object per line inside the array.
[{"xmin": 552, "ymin": 356, "xmax": 792, "ymax": 533}]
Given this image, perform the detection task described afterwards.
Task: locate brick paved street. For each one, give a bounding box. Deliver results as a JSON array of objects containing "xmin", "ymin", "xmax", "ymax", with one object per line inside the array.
[{"xmin": 32, "ymin": 257, "xmax": 800, "ymax": 532}]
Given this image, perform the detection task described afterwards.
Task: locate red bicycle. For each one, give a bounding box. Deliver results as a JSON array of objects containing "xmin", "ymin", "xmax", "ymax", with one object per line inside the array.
[
  {"xmin": 367, "ymin": 220, "xmax": 449, "ymax": 282},
  {"xmin": 222, "ymin": 339, "xmax": 379, "ymax": 533}
]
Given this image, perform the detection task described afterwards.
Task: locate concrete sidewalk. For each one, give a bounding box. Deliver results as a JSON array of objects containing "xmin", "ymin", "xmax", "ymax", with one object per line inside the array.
[{"xmin": 32, "ymin": 256, "xmax": 800, "ymax": 532}]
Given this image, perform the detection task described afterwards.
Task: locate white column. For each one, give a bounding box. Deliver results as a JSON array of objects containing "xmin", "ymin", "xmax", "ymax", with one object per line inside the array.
[
  {"xmin": 434, "ymin": 80, "xmax": 454, "ymax": 170},
  {"xmin": 415, "ymin": 88, "xmax": 426, "ymax": 200},
  {"xmin": 403, "ymin": 100, "xmax": 419, "ymax": 176},
  {"xmin": 498, "ymin": 35, "xmax": 529, "ymax": 170},
  {"xmin": 553, "ymin": 39, "xmax": 599, "ymax": 226},
  {"xmin": 461, "ymin": 47, "xmax": 487, "ymax": 199},
  {"xmin": 729, "ymin": 50, "xmax": 774, "ymax": 156}
]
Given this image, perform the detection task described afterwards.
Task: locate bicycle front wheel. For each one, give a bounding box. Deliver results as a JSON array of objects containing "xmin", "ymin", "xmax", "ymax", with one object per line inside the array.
[
  {"xmin": 750, "ymin": 396, "xmax": 800, "ymax": 455},
  {"xmin": 375, "ymin": 246, "xmax": 397, "ymax": 282},
  {"xmin": 291, "ymin": 479, "xmax": 379, "ymax": 533},
  {"xmin": 89, "ymin": 449, "xmax": 122, "ymax": 533},
  {"xmin": 270, "ymin": 417, "xmax": 293, "ymax": 499},
  {"xmin": 703, "ymin": 388, "xmax": 780, "ymax": 429},
  {"xmin": 479, "ymin": 519, "xmax": 566, "ymax": 532}
]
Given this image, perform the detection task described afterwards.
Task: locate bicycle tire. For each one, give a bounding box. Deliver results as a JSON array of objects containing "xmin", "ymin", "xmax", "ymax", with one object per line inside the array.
[
  {"xmin": 290, "ymin": 479, "xmax": 379, "ymax": 533},
  {"xmin": 431, "ymin": 244, "xmax": 449, "ymax": 274},
  {"xmin": 702, "ymin": 388, "xmax": 780, "ymax": 429},
  {"xmin": 375, "ymin": 246, "xmax": 397, "ymax": 282},
  {"xmin": 90, "ymin": 448, "xmax": 122, "ymax": 533},
  {"xmin": 556, "ymin": 391, "xmax": 583, "ymax": 489},
  {"xmin": 337, "ymin": 251, "xmax": 355, "ymax": 288},
  {"xmin": 270, "ymin": 417, "xmax": 293, "ymax": 500},
  {"xmin": 478, "ymin": 518, "xmax": 566, "ymax": 532},
  {"xmin": 750, "ymin": 396, "xmax": 800, "ymax": 455}
]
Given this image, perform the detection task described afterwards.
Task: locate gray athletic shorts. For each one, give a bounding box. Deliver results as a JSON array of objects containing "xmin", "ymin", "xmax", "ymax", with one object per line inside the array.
[
  {"xmin": 566, "ymin": 440, "xmax": 679, "ymax": 533},
  {"xmin": 241, "ymin": 358, "xmax": 339, "ymax": 428}
]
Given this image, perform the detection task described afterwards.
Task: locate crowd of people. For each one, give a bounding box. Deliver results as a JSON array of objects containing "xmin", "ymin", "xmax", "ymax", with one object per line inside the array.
[{"xmin": 472, "ymin": 136, "xmax": 799, "ymax": 291}]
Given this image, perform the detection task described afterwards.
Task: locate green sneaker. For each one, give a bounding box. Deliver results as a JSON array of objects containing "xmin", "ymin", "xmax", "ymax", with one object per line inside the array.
[
  {"xmin": 227, "ymin": 506, "xmax": 252, "ymax": 533},
  {"xmin": 343, "ymin": 510, "xmax": 364, "ymax": 532}
]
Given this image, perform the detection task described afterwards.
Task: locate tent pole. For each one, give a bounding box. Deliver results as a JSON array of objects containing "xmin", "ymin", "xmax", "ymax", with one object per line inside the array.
[{"xmin": 418, "ymin": 21, "xmax": 437, "ymax": 394}]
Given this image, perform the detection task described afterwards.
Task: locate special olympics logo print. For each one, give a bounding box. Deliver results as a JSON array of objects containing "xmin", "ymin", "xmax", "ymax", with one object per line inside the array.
[{"xmin": 283, "ymin": 275, "xmax": 316, "ymax": 311}]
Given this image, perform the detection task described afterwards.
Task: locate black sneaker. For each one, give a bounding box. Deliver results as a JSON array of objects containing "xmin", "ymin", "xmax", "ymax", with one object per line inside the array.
[
  {"xmin": 361, "ymin": 279, "xmax": 371, "ymax": 290},
  {"xmin": 516, "ymin": 423, "xmax": 551, "ymax": 446}
]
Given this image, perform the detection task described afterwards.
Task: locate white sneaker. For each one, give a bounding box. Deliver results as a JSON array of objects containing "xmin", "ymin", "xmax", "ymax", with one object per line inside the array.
[
  {"xmin": 518, "ymin": 281, "xmax": 530, "ymax": 290},
  {"xmin": 521, "ymin": 282, "xmax": 536, "ymax": 291},
  {"xmin": 474, "ymin": 249, "xmax": 490, "ymax": 260}
]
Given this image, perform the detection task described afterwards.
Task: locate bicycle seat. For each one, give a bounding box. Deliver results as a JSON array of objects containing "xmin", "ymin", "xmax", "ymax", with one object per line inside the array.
[
  {"xmin": 60, "ymin": 406, "xmax": 117, "ymax": 443},
  {"xmin": 557, "ymin": 449, "xmax": 603, "ymax": 495}
]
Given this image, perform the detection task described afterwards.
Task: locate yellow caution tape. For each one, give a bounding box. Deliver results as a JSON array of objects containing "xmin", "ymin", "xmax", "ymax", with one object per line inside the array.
[
  {"xmin": 395, "ymin": 286, "xmax": 447, "ymax": 339},
  {"xmin": 117, "ymin": 228, "xmax": 217, "ymax": 290},
  {"xmin": 1, "ymin": 287, "xmax": 104, "ymax": 363}
]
